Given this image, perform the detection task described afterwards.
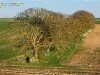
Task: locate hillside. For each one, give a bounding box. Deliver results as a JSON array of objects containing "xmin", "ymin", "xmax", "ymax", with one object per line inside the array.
[{"xmin": 63, "ymin": 24, "xmax": 100, "ymax": 69}]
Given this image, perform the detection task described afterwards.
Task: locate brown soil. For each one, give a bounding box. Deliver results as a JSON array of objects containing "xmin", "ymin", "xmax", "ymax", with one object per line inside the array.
[{"xmin": 63, "ymin": 24, "xmax": 100, "ymax": 68}]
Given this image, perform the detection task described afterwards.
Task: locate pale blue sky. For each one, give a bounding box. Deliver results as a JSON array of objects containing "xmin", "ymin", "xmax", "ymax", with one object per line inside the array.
[{"xmin": 0, "ymin": 0, "xmax": 100, "ymax": 18}]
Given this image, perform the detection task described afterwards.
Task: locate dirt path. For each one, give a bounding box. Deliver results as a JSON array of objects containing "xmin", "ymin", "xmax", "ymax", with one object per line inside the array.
[{"xmin": 64, "ymin": 24, "xmax": 100, "ymax": 68}]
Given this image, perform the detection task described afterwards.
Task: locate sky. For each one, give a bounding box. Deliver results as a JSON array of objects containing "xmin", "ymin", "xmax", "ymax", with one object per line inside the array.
[{"xmin": 0, "ymin": 0, "xmax": 100, "ymax": 18}]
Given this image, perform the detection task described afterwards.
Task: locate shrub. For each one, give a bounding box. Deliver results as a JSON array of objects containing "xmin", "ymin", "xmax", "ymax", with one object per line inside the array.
[{"xmin": 72, "ymin": 10, "xmax": 95, "ymax": 33}]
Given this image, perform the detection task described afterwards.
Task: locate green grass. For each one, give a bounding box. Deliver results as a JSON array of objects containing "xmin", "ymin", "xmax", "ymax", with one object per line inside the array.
[
  {"xmin": 0, "ymin": 18, "xmax": 18, "ymax": 62},
  {"xmin": 0, "ymin": 18, "xmax": 14, "ymax": 44},
  {"xmin": 0, "ymin": 22, "xmax": 14, "ymax": 31},
  {"xmin": 0, "ymin": 38, "xmax": 18, "ymax": 63},
  {"xmin": 0, "ymin": 18, "xmax": 14, "ymax": 22},
  {"xmin": 0, "ymin": 19, "xmax": 11, "ymax": 46},
  {"xmin": 0, "ymin": 41, "xmax": 7, "ymax": 46},
  {"xmin": 0, "ymin": 22, "xmax": 10, "ymax": 30},
  {"xmin": 0, "ymin": 48, "xmax": 18, "ymax": 62},
  {"xmin": 96, "ymin": 21, "xmax": 100, "ymax": 24},
  {"xmin": 96, "ymin": 18, "xmax": 100, "ymax": 24}
]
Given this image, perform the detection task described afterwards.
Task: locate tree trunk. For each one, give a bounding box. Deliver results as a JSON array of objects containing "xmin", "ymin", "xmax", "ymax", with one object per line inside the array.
[{"xmin": 34, "ymin": 48, "xmax": 38, "ymax": 59}]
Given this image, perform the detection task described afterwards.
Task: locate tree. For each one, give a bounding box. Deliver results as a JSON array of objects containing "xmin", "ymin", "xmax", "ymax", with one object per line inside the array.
[
  {"xmin": 72, "ymin": 10, "xmax": 95, "ymax": 33},
  {"xmin": 8, "ymin": 8, "xmax": 53, "ymax": 59}
]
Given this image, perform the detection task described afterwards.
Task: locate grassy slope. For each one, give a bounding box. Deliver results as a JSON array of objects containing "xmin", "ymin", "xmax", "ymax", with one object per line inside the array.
[{"xmin": 0, "ymin": 19, "xmax": 18, "ymax": 62}]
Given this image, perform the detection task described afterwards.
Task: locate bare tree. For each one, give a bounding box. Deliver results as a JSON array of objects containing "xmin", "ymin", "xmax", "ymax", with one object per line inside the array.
[{"xmin": 8, "ymin": 8, "xmax": 53, "ymax": 59}]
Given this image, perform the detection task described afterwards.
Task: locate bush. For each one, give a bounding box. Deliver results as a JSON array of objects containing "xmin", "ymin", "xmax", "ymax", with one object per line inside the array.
[{"xmin": 72, "ymin": 10, "xmax": 95, "ymax": 33}]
